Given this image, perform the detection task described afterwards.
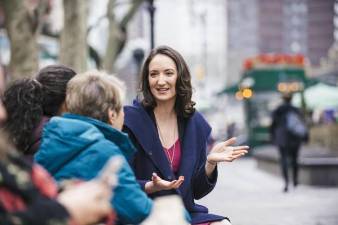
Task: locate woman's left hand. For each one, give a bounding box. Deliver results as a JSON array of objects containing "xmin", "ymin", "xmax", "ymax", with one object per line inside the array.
[
  {"xmin": 207, "ymin": 137, "xmax": 249, "ymax": 165},
  {"xmin": 144, "ymin": 173, "xmax": 184, "ymax": 194}
]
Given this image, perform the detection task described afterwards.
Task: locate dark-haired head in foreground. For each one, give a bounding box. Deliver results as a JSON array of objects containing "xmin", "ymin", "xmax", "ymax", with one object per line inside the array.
[{"xmin": 2, "ymin": 65, "xmax": 76, "ymax": 154}]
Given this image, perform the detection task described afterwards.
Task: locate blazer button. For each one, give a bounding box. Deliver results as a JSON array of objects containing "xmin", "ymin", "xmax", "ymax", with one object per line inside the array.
[
  {"xmin": 148, "ymin": 152, "xmax": 153, "ymax": 156},
  {"xmin": 167, "ymin": 175, "xmax": 172, "ymax": 180}
]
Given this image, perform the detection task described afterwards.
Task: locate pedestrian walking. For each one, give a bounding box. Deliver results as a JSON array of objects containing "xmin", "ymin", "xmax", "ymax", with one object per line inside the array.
[
  {"xmin": 270, "ymin": 92, "xmax": 308, "ymax": 192},
  {"xmin": 123, "ymin": 45, "xmax": 249, "ymax": 225}
]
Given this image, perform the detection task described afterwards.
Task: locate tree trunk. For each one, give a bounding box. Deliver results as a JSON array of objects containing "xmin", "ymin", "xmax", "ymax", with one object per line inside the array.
[
  {"xmin": 103, "ymin": 0, "xmax": 144, "ymax": 73},
  {"xmin": 103, "ymin": 18, "xmax": 125, "ymax": 73},
  {"xmin": 59, "ymin": 0, "xmax": 88, "ymax": 72},
  {"xmin": 3, "ymin": 0, "xmax": 47, "ymax": 80}
]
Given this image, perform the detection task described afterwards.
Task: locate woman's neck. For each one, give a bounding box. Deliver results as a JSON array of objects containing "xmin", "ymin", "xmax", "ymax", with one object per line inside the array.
[
  {"xmin": 154, "ymin": 99, "xmax": 176, "ymax": 120},
  {"xmin": 153, "ymin": 99, "xmax": 178, "ymax": 149}
]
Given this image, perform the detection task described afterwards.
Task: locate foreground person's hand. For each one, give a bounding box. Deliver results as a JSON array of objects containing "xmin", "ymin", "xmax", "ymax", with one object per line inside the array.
[{"xmin": 57, "ymin": 181, "xmax": 112, "ymax": 225}]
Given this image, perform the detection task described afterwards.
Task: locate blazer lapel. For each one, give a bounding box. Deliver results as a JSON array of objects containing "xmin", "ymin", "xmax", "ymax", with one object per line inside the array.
[
  {"xmin": 125, "ymin": 105, "xmax": 175, "ymax": 180},
  {"xmin": 177, "ymin": 117, "xmax": 198, "ymax": 196}
]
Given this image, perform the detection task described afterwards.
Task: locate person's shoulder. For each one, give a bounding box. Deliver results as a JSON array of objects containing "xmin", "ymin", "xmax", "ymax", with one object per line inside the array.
[
  {"xmin": 45, "ymin": 115, "xmax": 105, "ymax": 142},
  {"xmin": 277, "ymin": 103, "xmax": 287, "ymax": 111},
  {"xmin": 189, "ymin": 110, "xmax": 211, "ymax": 134},
  {"xmin": 124, "ymin": 101, "xmax": 153, "ymax": 128},
  {"xmin": 190, "ymin": 110, "xmax": 207, "ymax": 123},
  {"xmin": 95, "ymin": 139, "xmax": 124, "ymax": 156},
  {"xmin": 47, "ymin": 115, "xmax": 94, "ymax": 131},
  {"xmin": 290, "ymin": 105, "xmax": 300, "ymax": 111},
  {"xmin": 274, "ymin": 103, "xmax": 291, "ymax": 115},
  {"xmin": 124, "ymin": 105, "xmax": 141, "ymax": 116},
  {"xmin": 124, "ymin": 100, "xmax": 144, "ymax": 116}
]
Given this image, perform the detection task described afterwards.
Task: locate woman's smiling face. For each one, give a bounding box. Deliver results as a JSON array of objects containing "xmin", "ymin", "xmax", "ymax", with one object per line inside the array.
[{"xmin": 148, "ymin": 54, "xmax": 178, "ymax": 104}]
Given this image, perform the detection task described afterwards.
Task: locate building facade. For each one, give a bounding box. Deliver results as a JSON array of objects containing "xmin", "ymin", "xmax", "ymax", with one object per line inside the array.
[{"xmin": 227, "ymin": 0, "xmax": 335, "ymax": 86}]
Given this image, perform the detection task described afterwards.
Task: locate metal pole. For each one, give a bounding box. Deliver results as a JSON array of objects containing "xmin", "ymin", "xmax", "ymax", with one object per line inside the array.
[{"xmin": 148, "ymin": 0, "xmax": 155, "ymax": 49}]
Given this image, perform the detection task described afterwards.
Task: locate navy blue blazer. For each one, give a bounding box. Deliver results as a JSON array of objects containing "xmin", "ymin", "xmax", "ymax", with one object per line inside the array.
[{"xmin": 123, "ymin": 101, "xmax": 227, "ymax": 224}]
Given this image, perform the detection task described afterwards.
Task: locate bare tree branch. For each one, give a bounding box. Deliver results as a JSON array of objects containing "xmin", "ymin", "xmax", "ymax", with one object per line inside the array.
[
  {"xmin": 32, "ymin": 0, "xmax": 49, "ymax": 33},
  {"xmin": 107, "ymin": 0, "xmax": 117, "ymax": 20},
  {"xmin": 120, "ymin": 0, "xmax": 144, "ymax": 28},
  {"xmin": 87, "ymin": 15, "xmax": 106, "ymax": 33},
  {"xmin": 103, "ymin": 0, "xmax": 145, "ymax": 72}
]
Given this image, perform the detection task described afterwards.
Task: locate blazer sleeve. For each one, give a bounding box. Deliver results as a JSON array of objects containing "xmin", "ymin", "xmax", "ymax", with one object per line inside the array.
[
  {"xmin": 191, "ymin": 113, "xmax": 218, "ymax": 200},
  {"xmin": 192, "ymin": 143, "xmax": 218, "ymax": 200}
]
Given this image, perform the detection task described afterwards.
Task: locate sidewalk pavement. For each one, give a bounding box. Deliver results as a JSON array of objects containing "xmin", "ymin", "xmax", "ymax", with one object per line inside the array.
[{"xmin": 197, "ymin": 158, "xmax": 338, "ymax": 225}]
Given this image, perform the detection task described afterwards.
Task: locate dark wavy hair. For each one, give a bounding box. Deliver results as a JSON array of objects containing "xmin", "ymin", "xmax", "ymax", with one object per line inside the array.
[
  {"xmin": 2, "ymin": 79, "xmax": 44, "ymax": 152},
  {"xmin": 2, "ymin": 65, "xmax": 76, "ymax": 152},
  {"xmin": 140, "ymin": 45, "xmax": 195, "ymax": 118},
  {"xmin": 36, "ymin": 65, "xmax": 76, "ymax": 116}
]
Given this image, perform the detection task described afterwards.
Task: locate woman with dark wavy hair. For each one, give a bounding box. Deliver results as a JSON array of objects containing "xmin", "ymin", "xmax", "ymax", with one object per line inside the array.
[
  {"xmin": 2, "ymin": 65, "xmax": 76, "ymax": 155},
  {"xmin": 2, "ymin": 79, "xmax": 44, "ymax": 153},
  {"xmin": 123, "ymin": 46, "xmax": 249, "ymax": 225}
]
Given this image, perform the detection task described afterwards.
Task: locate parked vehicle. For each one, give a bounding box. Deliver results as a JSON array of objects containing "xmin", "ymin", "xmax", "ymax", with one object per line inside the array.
[{"xmin": 234, "ymin": 54, "xmax": 311, "ymax": 147}]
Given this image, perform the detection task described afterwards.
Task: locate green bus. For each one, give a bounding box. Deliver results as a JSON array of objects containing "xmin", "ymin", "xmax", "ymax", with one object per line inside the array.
[
  {"xmin": 224, "ymin": 54, "xmax": 314, "ymax": 147},
  {"xmin": 242, "ymin": 68, "xmax": 308, "ymax": 147}
]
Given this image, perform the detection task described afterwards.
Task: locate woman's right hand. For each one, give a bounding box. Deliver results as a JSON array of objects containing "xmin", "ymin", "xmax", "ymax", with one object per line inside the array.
[{"xmin": 145, "ymin": 173, "xmax": 184, "ymax": 194}]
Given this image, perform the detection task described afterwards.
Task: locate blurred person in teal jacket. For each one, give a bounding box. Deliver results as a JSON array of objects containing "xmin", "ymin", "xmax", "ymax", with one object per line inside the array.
[{"xmin": 35, "ymin": 71, "xmax": 153, "ymax": 224}]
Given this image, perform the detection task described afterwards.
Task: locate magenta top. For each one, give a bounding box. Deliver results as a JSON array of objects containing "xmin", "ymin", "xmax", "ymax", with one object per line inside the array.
[{"xmin": 163, "ymin": 139, "xmax": 181, "ymax": 173}]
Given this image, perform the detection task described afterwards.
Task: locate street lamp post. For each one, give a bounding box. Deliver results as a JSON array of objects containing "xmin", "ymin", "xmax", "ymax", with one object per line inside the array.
[
  {"xmin": 133, "ymin": 48, "xmax": 145, "ymax": 92},
  {"xmin": 147, "ymin": 0, "xmax": 155, "ymax": 49},
  {"xmin": 133, "ymin": 48, "xmax": 145, "ymax": 74}
]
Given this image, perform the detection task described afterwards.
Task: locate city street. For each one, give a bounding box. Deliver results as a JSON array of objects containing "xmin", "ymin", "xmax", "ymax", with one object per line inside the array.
[{"xmin": 198, "ymin": 158, "xmax": 338, "ymax": 225}]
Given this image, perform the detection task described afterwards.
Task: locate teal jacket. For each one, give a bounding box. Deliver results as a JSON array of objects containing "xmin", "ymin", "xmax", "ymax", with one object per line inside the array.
[{"xmin": 35, "ymin": 113, "xmax": 153, "ymax": 224}]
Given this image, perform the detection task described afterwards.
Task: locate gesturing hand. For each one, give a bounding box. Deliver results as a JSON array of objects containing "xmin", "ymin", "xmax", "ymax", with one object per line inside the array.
[
  {"xmin": 207, "ymin": 137, "xmax": 249, "ymax": 165},
  {"xmin": 145, "ymin": 173, "xmax": 184, "ymax": 194}
]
